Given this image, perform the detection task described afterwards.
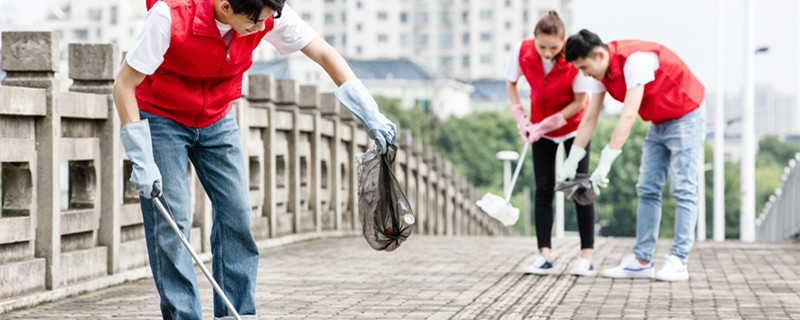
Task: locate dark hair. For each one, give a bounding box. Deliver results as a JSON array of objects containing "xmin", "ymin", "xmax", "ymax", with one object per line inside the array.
[
  {"xmin": 534, "ymin": 10, "xmax": 565, "ymax": 37},
  {"xmin": 230, "ymin": 0, "xmax": 286, "ymax": 21},
  {"xmin": 565, "ymin": 29, "xmax": 607, "ymax": 62}
]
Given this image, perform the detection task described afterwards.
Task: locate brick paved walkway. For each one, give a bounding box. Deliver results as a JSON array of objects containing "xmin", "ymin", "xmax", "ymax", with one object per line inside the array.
[{"xmin": 2, "ymin": 236, "xmax": 799, "ymax": 319}]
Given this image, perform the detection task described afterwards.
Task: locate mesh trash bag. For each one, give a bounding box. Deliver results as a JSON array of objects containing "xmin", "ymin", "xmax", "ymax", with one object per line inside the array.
[
  {"xmin": 554, "ymin": 173, "xmax": 599, "ymax": 206},
  {"xmin": 355, "ymin": 144, "xmax": 415, "ymax": 251}
]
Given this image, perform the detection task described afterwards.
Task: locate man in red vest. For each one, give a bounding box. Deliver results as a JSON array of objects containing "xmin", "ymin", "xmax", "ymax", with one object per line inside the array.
[
  {"xmin": 558, "ymin": 29, "xmax": 706, "ymax": 282},
  {"xmin": 113, "ymin": 0, "xmax": 396, "ymax": 318}
]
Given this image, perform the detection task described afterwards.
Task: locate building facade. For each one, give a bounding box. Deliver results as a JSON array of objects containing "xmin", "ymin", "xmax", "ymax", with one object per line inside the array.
[{"xmin": 258, "ymin": 0, "xmax": 563, "ymax": 80}]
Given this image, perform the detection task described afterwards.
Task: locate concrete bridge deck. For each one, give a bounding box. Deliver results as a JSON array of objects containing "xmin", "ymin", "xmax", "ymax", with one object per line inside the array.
[{"xmin": 2, "ymin": 236, "xmax": 798, "ymax": 320}]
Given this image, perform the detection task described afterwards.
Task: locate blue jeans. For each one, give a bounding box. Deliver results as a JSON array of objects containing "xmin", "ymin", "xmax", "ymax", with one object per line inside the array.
[
  {"xmin": 139, "ymin": 109, "xmax": 259, "ymax": 320},
  {"xmin": 632, "ymin": 102, "xmax": 706, "ymax": 265}
]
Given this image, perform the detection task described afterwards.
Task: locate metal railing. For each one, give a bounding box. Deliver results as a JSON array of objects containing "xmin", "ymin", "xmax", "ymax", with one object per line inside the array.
[{"xmin": 755, "ymin": 153, "xmax": 800, "ymax": 241}]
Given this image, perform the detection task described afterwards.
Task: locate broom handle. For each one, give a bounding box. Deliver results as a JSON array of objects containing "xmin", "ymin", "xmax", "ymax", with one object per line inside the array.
[{"xmin": 505, "ymin": 142, "xmax": 530, "ymax": 203}]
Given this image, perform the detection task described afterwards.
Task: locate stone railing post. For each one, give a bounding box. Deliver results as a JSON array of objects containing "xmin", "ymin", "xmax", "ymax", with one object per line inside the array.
[
  {"xmin": 274, "ymin": 79, "xmax": 301, "ymax": 233},
  {"xmin": 298, "ymin": 85, "xmax": 321, "ymax": 233},
  {"xmin": 247, "ymin": 74, "xmax": 276, "ymax": 239},
  {"xmin": 320, "ymin": 93, "xmax": 343, "ymax": 230},
  {"xmin": 412, "ymin": 138, "xmax": 426, "ymax": 234},
  {"xmin": 2, "ymin": 31, "xmax": 61, "ymax": 289},
  {"xmin": 340, "ymin": 106, "xmax": 359, "ymax": 230},
  {"xmin": 68, "ymin": 43, "xmax": 122, "ymax": 273}
]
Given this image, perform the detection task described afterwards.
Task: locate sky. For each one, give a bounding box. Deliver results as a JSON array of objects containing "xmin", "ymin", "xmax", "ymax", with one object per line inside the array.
[
  {"xmin": 2, "ymin": 0, "xmax": 799, "ymax": 99},
  {"xmin": 571, "ymin": 0, "xmax": 800, "ymax": 98}
]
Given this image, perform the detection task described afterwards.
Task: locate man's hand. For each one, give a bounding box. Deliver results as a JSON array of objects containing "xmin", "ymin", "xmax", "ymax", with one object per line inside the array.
[
  {"xmin": 589, "ymin": 145, "xmax": 622, "ymax": 195},
  {"xmin": 557, "ymin": 145, "xmax": 586, "ymax": 182},
  {"xmin": 120, "ymin": 119, "xmax": 162, "ymax": 199},
  {"xmin": 334, "ymin": 79, "xmax": 397, "ymax": 153}
]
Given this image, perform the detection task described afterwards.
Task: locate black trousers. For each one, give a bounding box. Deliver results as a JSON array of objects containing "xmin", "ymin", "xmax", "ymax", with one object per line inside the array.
[{"xmin": 532, "ymin": 137, "xmax": 595, "ymax": 250}]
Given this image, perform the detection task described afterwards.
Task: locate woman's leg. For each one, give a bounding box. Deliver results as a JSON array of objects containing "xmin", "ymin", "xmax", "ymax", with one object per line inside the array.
[
  {"xmin": 532, "ymin": 138, "xmax": 560, "ymax": 260},
  {"xmin": 564, "ymin": 138, "xmax": 595, "ymax": 262}
]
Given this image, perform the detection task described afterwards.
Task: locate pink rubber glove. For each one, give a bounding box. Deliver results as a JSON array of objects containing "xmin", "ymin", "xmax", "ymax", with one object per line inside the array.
[
  {"xmin": 508, "ymin": 101, "xmax": 530, "ymax": 141},
  {"xmin": 522, "ymin": 112, "xmax": 568, "ymax": 143}
]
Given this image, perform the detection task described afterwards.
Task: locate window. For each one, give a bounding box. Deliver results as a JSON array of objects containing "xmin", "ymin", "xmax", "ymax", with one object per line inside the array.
[
  {"xmin": 440, "ymin": 12, "xmax": 453, "ymax": 26},
  {"xmin": 74, "ymin": 29, "xmax": 88, "ymax": 40},
  {"xmin": 439, "ymin": 56, "xmax": 454, "ymax": 70},
  {"xmin": 400, "ymin": 34, "xmax": 408, "ymax": 46},
  {"xmin": 439, "ymin": 34, "xmax": 453, "ymax": 48},
  {"xmin": 480, "ymin": 33, "xmax": 491, "ymax": 42},
  {"xmin": 415, "ymin": 34, "xmax": 429, "ymax": 46},
  {"xmin": 356, "ymin": 1, "xmax": 362, "ymax": 8},
  {"xmin": 462, "ymin": 33, "xmax": 469, "ymax": 44},
  {"xmin": 342, "ymin": 35, "xmax": 347, "ymax": 45},
  {"xmin": 324, "ymin": 35, "xmax": 335, "ymax": 45},
  {"xmin": 378, "ymin": 34, "xmax": 388, "ymax": 42},
  {"xmin": 325, "ymin": 0, "xmax": 334, "ymax": 2},
  {"xmin": 378, "ymin": 12, "xmax": 388, "ymax": 20},
  {"xmin": 414, "ymin": 12, "xmax": 428, "ymax": 24},
  {"xmin": 301, "ymin": 13, "xmax": 311, "ymax": 21},
  {"xmin": 341, "ymin": 13, "xmax": 347, "ymax": 23},
  {"xmin": 479, "ymin": 10, "xmax": 492, "ymax": 20},
  {"xmin": 356, "ymin": 23, "xmax": 362, "ymax": 31},
  {"xmin": 462, "ymin": 55, "xmax": 470, "ymax": 68},
  {"xmin": 400, "ymin": 12, "xmax": 408, "ymax": 23},
  {"xmin": 461, "ymin": 11, "xmax": 468, "ymax": 23},
  {"xmin": 110, "ymin": 6, "xmax": 118, "ymax": 25},
  {"xmin": 505, "ymin": 0, "xmax": 511, "ymax": 6},
  {"xmin": 505, "ymin": 21, "xmax": 511, "ymax": 29},
  {"xmin": 505, "ymin": 44, "xmax": 511, "ymax": 51},
  {"xmin": 357, "ymin": 46, "xmax": 362, "ymax": 54},
  {"xmin": 522, "ymin": 10, "xmax": 528, "ymax": 22},
  {"xmin": 324, "ymin": 14, "xmax": 334, "ymax": 24},
  {"xmin": 480, "ymin": 55, "xmax": 492, "ymax": 64}
]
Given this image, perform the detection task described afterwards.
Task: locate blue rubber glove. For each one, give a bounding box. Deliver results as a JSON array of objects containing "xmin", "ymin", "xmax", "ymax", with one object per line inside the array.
[
  {"xmin": 556, "ymin": 145, "xmax": 586, "ymax": 182},
  {"xmin": 120, "ymin": 119, "xmax": 162, "ymax": 199},
  {"xmin": 590, "ymin": 145, "xmax": 622, "ymax": 195},
  {"xmin": 334, "ymin": 79, "xmax": 397, "ymax": 153}
]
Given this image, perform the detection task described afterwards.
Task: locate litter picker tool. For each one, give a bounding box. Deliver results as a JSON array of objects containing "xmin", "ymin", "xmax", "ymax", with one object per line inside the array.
[{"xmin": 152, "ymin": 196, "xmax": 243, "ymax": 320}]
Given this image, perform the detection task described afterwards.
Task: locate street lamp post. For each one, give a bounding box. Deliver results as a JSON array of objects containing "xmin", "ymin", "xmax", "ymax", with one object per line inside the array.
[
  {"xmin": 496, "ymin": 150, "xmax": 520, "ymax": 198},
  {"xmin": 713, "ymin": 0, "xmax": 725, "ymax": 242},
  {"xmin": 741, "ymin": 0, "xmax": 756, "ymax": 242}
]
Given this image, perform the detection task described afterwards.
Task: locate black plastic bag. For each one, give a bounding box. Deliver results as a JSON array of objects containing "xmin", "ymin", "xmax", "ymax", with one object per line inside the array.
[
  {"xmin": 355, "ymin": 144, "xmax": 415, "ymax": 251},
  {"xmin": 554, "ymin": 173, "xmax": 599, "ymax": 206}
]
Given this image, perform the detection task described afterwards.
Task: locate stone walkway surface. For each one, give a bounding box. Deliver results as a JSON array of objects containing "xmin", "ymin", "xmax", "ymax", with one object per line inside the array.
[{"xmin": 2, "ymin": 236, "xmax": 798, "ymax": 319}]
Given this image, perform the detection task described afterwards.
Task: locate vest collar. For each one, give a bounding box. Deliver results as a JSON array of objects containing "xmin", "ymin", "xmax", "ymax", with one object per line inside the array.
[
  {"xmin": 605, "ymin": 42, "xmax": 623, "ymax": 80},
  {"xmin": 193, "ymin": 0, "xmax": 224, "ymax": 39}
]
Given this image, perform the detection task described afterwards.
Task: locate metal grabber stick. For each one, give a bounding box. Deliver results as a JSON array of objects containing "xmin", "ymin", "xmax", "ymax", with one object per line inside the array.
[{"xmin": 152, "ymin": 196, "xmax": 243, "ymax": 320}]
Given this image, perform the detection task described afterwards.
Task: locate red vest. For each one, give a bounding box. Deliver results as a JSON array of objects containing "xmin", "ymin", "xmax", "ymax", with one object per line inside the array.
[
  {"xmin": 137, "ymin": 0, "xmax": 274, "ymax": 128},
  {"xmin": 602, "ymin": 40, "xmax": 705, "ymax": 124},
  {"xmin": 518, "ymin": 38, "xmax": 586, "ymax": 137}
]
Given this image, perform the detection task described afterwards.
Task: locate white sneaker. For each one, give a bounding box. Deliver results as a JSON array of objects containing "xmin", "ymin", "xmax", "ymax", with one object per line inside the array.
[
  {"xmin": 570, "ymin": 258, "xmax": 596, "ymax": 277},
  {"xmin": 521, "ymin": 256, "xmax": 554, "ymax": 275},
  {"xmin": 601, "ymin": 254, "xmax": 655, "ymax": 279},
  {"xmin": 655, "ymin": 255, "xmax": 689, "ymax": 281}
]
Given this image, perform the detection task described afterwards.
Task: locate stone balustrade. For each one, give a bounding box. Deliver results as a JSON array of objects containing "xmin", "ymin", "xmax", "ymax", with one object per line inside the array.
[{"xmin": 0, "ymin": 31, "xmax": 512, "ymax": 304}]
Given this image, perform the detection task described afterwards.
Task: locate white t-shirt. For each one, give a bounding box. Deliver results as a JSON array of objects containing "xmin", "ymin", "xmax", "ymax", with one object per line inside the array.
[
  {"xmin": 126, "ymin": 1, "xmax": 317, "ymax": 75},
  {"xmin": 503, "ymin": 41, "xmax": 605, "ymax": 143},
  {"xmin": 622, "ymin": 51, "xmax": 660, "ymax": 89}
]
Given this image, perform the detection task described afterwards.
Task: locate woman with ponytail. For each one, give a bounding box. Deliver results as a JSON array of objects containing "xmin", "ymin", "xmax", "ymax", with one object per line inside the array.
[{"xmin": 504, "ymin": 11, "xmax": 604, "ymax": 277}]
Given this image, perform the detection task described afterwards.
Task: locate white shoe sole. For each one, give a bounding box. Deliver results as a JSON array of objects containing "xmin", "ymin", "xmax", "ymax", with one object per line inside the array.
[
  {"xmin": 601, "ymin": 271, "xmax": 655, "ymax": 279},
  {"xmin": 522, "ymin": 268, "xmax": 554, "ymax": 275},
  {"xmin": 570, "ymin": 269, "xmax": 597, "ymax": 277},
  {"xmin": 655, "ymin": 273, "xmax": 689, "ymax": 281}
]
